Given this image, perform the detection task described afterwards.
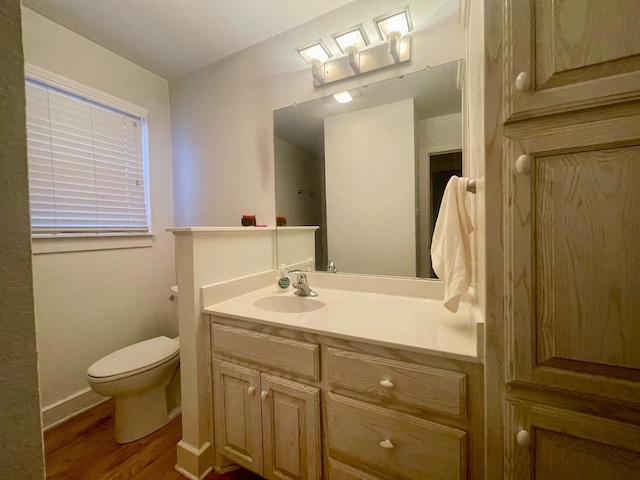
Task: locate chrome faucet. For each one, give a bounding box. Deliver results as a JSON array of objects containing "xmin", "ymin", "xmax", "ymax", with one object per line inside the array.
[
  {"xmin": 291, "ymin": 271, "xmax": 318, "ymax": 297},
  {"xmin": 327, "ymin": 261, "xmax": 337, "ymax": 273}
]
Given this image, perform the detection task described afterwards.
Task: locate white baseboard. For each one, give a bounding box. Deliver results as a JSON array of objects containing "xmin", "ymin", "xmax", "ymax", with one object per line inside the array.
[
  {"xmin": 175, "ymin": 440, "xmax": 213, "ymax": 480},
  {"xmin": 41, "ymin": 387, "xmax": 108, "ymax": 431}
]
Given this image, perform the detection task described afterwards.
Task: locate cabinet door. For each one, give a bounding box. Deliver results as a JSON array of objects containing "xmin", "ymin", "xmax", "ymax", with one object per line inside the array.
[
  {"xmin": 213, "ymin": 360, "xmax": 263, "ymax": 475},
  {"xmin": 506, "ymin": 400, "xmax": 640, "ymax": 480},
  {"xmin": 260, "ymin": 373, "xmax": 321, "ymax": 480},
  {"xmin": 506, "ymin": 114, "xmax": 640, "ymax": 403},
  {"xmin": 506, "ymin": 0, "xmax": 640, "ymax": 120}
]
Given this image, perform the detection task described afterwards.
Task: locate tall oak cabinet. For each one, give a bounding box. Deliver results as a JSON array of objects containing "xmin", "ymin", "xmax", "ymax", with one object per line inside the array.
[{"xmin": 492, "ymin": 0, "xmax": 640, "ymax": 478}]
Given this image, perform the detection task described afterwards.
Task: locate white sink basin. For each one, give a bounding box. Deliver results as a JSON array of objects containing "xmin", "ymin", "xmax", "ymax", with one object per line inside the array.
[{"xmin": 254, "ymin": 295, "xmax": 325, "ymax": 313}]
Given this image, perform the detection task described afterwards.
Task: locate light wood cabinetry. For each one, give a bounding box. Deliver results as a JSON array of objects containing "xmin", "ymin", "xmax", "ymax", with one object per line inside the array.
[
  {"xmin": 326, "ymin": 348, "xmax": 467, "ymax": 418},
  {"xmin": 213, "ymin": 360, "xmax": 263, "ymax": 473},
  {"xmin": 506, "ymin": 400, "xmax": 640, "ymax": 480},
  {"xmin": 210, "ymin": 316, "xmax": 483, "ymax": 479},
  {"xmin": 498, "ymin": 1, "xmax": 640, "ymax": 478},
  {"xmin": 505, "ymin": 114, "xmax": 640, "ymax": 404},
  {"xmin": 324, "ymin": 346, "xmax": 480, "ymax": 480},
  {"xmin": 327, "ymin": 393, "xmax": 466, "ymax": 480},
  {"xmin": 212, "ymin": 325, "xmax": 321, "ymax": 479},
  {"xmin": 505, "ymin": 0, "xmax": 640, "ymax": 120}
]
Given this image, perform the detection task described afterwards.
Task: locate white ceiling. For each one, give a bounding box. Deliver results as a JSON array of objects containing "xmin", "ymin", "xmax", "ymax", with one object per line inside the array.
[{"xmin": 21, "ymin": 0, "xmax": 358, "ymax": 80}]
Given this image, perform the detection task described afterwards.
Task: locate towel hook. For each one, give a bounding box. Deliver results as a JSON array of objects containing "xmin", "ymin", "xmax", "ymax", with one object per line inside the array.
[{"xmin": 467, "ymin": 178, "xmax": 476, "ymax": 194}]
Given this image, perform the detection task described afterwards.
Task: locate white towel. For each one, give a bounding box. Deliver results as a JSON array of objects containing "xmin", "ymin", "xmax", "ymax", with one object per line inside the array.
[{"xmin": 430, "ymin": 176, "xmax": 474, "ymax": 313}]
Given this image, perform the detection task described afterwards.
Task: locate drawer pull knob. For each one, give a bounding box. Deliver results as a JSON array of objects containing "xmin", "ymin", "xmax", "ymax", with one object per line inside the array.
[
  {"xmin": 247, "ymin": 387, "xmax": 255, "ymax": 396},
  {"xmin": 516, "ymin": 429, "xmax": 530, "ymax": 446},
  {"xmin": 379, "ymin": 379, "xmax": 394, "ymax": 388},
  {"xmin": 261, "ymin": 391, "xmax": 268, "ymax": 400},
  {"xmin": 516, "ymin": 154, "xmax": 531, "ymax": 174},
  {"xmin": 379, "ymin": 439, "xmax": 394, "ymax": 450},
  {"xmin": 515, "ymin": 71, "xmax": 530, "ymax": 91}
]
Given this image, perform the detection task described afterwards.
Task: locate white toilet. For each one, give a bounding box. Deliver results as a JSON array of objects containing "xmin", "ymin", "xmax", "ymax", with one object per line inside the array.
[{"xmin": 87, "ymin": 335, "xmax": 181, "ymax": 443}]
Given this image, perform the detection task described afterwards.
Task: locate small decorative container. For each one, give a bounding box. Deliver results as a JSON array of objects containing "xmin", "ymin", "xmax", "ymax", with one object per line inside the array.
[
  {"xmin": 276, "ymin": 216, "xmax": 287, "ymax": 227},
  {"xmin": 241, "ymin": 215, "xmax": 256, "ymax": 227}
]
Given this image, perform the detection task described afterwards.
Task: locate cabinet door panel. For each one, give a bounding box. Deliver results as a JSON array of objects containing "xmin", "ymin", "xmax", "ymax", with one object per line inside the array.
[
  {"xmin": 506, "ymin": 114, "xmax": 640, "ymax": 402},
  {"xmin": 213, "ymin": 360, "xmax": 263, "ymax": 475},
  {"xmin": 535, "ymin": 147, "xmax": 640, "ymax": 369},
  {"xmin": 506, "ymin": 400, "xmax": 640, "ymax": 480},
  {"xmin": 261, "ymin": 374, "xmax": 321, "ymax": 480},
  {"xmin": 506, "ymin": 0, "xmax": 640, "ymax": 119}
]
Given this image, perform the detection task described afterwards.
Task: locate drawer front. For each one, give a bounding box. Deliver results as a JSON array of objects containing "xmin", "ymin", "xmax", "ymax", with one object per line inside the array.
[
  {"xmin": 327, "ymin": 347, "xmax": 466, "ymax": 418},
  {"xmin": 328, "ymin": 458, "xmax": 380, "ymax": 480},
  {"xmin": 212, "ymin": 323, "xmax": 319, "ymax": 380},
  {"xmin": 327, "ymin": 393, "xmax": 467, "ymax": 480}
]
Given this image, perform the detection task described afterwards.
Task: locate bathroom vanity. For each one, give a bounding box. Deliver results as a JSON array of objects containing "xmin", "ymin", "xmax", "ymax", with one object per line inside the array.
[{"xmin": 203, "ymin": 279, "xmax": 484, "ymax": 479}]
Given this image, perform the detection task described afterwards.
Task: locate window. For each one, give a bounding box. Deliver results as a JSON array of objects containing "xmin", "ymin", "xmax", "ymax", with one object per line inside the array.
[{"xmin": 24, "ymin": 70, "xmax": 150, "ymax": 236}]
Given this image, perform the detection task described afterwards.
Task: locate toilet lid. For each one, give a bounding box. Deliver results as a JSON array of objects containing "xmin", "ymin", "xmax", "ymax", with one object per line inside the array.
[{"xmin": 87, "ymin": 336, "xmax": 179, "ymax": 378}]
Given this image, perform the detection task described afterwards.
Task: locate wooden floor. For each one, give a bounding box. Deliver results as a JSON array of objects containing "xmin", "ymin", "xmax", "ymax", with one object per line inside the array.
[{"xmin": 44, "ymin": 399, "xmax": 263, "ymax": 480}]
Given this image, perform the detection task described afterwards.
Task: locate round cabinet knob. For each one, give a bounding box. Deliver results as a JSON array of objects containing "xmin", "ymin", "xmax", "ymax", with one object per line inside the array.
[
  {"xmin": 379, "ymin": 379, "xmax": 394, "ymax": 389},
  {"xmin": 260, "ymin": 391, "xmax": 268, "ymax": 400},
  {"xmin": 516, "ymin": 154, "xmax": 531, "ymax": 174},
  {"xmin": 517, "ymin": 429, "xmax": 530, "ymax": 446},
  {"xmin": 247, "ymin": 387, "xmax": 255, "ymax": 396},
  {"xmin": 379, "ymin": 439, "xmax": 394, "ymax": 450},
  {"xmin": 516, "ymin": 71, "xmax": 530, "ymax": 91}
]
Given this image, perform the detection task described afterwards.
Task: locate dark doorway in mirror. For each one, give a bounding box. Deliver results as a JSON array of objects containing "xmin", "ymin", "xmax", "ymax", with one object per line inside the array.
[{"xmin": 429, "ymin": 151, "xmax": 462, "ymax": 277}]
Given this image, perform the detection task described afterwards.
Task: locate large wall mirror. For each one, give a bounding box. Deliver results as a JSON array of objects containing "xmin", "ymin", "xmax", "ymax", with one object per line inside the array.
[{"xmin": 274, "ymin": 60, "xmax": 463, "ymax": 278}]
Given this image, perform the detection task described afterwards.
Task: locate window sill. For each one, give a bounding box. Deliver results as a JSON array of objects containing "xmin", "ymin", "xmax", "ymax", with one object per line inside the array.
[{"xmin": 31, "ymin": 233, "xmax": 154, "ymax": 254}]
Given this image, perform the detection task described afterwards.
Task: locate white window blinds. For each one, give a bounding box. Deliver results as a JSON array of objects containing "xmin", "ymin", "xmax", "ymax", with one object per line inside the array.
[{"xmin": 25, "ymin": 78, "xmax": 149, "ymax": 233}]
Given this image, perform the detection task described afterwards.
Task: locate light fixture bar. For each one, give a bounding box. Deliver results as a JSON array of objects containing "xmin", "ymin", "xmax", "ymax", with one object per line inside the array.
[
  {"xmin": 310, "ymin": 59, "xmax": 325, "ymax": 84},
  {"xmin": 345, "ymin": 46, "xmax": 360, "ymax": 74},
  {"xmin": 387, "ymin": 31, "xmax": 401, "ymax": 63},
  {"xmin": 297, "ymin": 8, "xmax": 413, "ymax": 87}
]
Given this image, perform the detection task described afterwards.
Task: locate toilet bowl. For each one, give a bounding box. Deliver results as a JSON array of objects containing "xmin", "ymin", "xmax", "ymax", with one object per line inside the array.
[{"xmin": 87, "ymin": 335, "xmax": 181, "ymax": 443}]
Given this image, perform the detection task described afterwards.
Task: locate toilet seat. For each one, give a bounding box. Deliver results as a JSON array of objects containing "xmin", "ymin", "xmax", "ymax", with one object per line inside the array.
[{"xmin": 87, "ymin": 336, "xmax": 179, "ymax": 383}]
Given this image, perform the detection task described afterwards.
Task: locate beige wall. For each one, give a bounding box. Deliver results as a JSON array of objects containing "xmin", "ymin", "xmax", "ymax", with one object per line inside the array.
[
  {"xmin": 274, "ymin": 137, "xmax": 323, "ymax": 227},
  {"xmin": 0, "ymin": 2, "xmax": 45, "ymax": 478},
  {"xmin": 21, "ymin": 8, "xmax": 177, "ymax": 427},
  {"xmin": 325, "ymin": 99, "xmax": 417, "ymax": 277}
]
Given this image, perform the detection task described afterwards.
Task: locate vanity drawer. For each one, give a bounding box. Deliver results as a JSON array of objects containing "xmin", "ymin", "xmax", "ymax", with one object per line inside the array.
[
  {"xmin": 327, "ymin": 458, "xmax": 379, "ymax": 480},
  {"xmin": 212, "ymin": 323, "xmax": 319, "ymax": 380},
  {"xmin": 327, "ymin": 347, "xmax": 467, "ymax": 418},
  {"xmin": 326, "ymin": 393, "xmax": 467, "ymax": 480}
]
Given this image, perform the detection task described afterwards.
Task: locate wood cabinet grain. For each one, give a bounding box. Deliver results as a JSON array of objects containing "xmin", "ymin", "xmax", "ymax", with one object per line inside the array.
[
  {"xmin": 496, "ymin": 1, "xmax": 640, "ymax": 478},
  {"xmin": 505, "ymin": 0, "xmax": 640, "ymax": 120}
]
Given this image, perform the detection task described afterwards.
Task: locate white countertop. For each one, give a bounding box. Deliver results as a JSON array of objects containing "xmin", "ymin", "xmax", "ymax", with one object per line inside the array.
[{"xmin": 203, "ymin": 285, "xmax": 480, "ymax": 362}]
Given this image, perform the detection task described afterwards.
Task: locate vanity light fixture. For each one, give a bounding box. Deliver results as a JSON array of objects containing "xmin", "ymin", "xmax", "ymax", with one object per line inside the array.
[
  {"xmin": 332, "ymin": 91, "xmax": 353, "ymax": 103},
  {"xmin": 332, "ymin": 25, "xmax": 369, "ymax": 74},
  {"xmin": 374, "ymin": 7, "xmax": 413, "ymax": 64},
  {"xmin": 296, "ymin": 41, "xmax": 332, "ymax": 84},
  {"xmin": 298, "ymin": 7, "xmax": 412, "ymax": 87}
]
